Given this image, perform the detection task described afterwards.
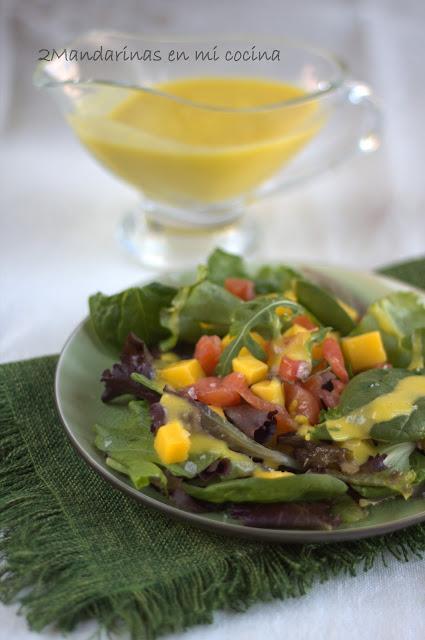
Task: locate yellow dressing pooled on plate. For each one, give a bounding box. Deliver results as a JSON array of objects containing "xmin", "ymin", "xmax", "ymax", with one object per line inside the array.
[{"xmin": 325, "ymin": 376, "xmax": 425, "ymax": 441}]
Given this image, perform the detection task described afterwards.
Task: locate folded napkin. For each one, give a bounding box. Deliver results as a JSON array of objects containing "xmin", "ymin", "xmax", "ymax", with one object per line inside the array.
[{"xmin": 1, "ymin": 257, "xmax": 425, "ymax": 639}]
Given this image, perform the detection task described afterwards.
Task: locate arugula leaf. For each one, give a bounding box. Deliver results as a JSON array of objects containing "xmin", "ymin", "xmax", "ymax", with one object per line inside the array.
[
  {"xmin": 89, "ymin": 283, "xmax": 176, "ymax": 351},
  {"xmin": 216, "ymin": 297, "xmax": 300, "ymax": 376},
  {"xmin": 352, "ymin": 291, "xmax": 425, "ymax": 367},
  {"xmin": 295, "ymin": 279, "xmax": 356, "ymax": 335},
  {"xmin": 313, "ymin": 369, "xmax": 425, "ymax": 443},
  {"xmin": 131, "ymin": 372, "xmax": 164, "ymax": 395},
  {"xmin": 183, "ymin": 473, "xmax": 347, "ymax": 504},
  {"xmin": 206, "ymin": 248, "xmax": 248, "ymax": 284},
  {"xmin": 160, "ymin": 272, "xmax": 242, "ymax": 350},
  {"xmin": 254, "ymin": 264, "xmax": 300, "ymax": 295}
]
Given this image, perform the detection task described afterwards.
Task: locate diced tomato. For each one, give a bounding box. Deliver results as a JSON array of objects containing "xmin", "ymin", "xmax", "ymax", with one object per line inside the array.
[
  {"xmin": 284, "ymin": 382, "xmax": 321, "ymax": 425},
  {"xmin": 193, "ymin": 372, "xmax": 245, "ymax": 407},
  {"xmin": 224, "ymin": 277, "xmax": 255, "ymax": 301},
  {"xmin": 275, "ymin": 412, "xmax": 297, "ymax": 435},
  {"xmin": 322, "ymin": 337, "xmax": 349, "ymax": 383},
  {"xmin": 194, "ymin": 335, "xmax": 222, "ymax": 375},
  {"xmin": 279, "ymin": 356, "xmax": 311, "ymax": 382},
  {"xmin": 293, "ymin": 314, "xmax": 318, "ymax": 331},
  {"xmin": 302, "ymin": 373, "xmax": 323, "ymax": 399}
]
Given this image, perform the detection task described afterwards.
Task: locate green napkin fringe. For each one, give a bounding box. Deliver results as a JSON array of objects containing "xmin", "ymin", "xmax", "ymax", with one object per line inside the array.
[{"xmin": 2, "ymin": 364, "xmax": 425, "ymax": 640}]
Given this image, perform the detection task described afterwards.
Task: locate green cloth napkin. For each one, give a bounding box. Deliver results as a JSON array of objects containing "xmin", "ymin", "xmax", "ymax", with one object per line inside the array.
[{"xmin": 1, "ymin": 256, "xmax": 425, "ymax": 639}]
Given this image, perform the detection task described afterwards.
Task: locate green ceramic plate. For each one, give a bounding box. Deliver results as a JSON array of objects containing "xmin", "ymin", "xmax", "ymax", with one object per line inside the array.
[{"xmin": 55, "ymin": 264, "xmax": 425, "ymax": 543}]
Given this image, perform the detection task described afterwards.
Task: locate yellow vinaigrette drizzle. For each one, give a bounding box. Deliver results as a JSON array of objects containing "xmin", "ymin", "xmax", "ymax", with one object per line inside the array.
[{"xmin": 325, "ymin": 376, "xmax": 425, "ymax": 441}]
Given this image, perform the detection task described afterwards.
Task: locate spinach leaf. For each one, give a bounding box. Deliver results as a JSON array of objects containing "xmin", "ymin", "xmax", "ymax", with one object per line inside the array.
[
  {"xmin": 106, "ymin": 456, "xmax": 167, "ymax": 490},
  {"xmin": 183, "ymin": 473, "xmax": 347, "ymax": 504},
  {"xmin": 89, "ymin": 283, "xmax": 176, "ymax": 351},
  {"xmin": 295, "ymin": 279, "xmax": 356, "ymax": 335},
  {"xmin": 206, "ymin": 248, "xmax": 248, "ymax": 284},
  {"xmin": 254, "ymin": 264, "xmax": 300, "ymax": 295},
  {"xmin": 216, "ymin": 297, "xmax": 300, "ymax": 376},
  {"xmin": 313, "ymin": 369, "xmax": 425, "ymax": 443},
  {"xmin": 352, "ymin": 291, "xmax": 425, "ymax": 367},
  {"xmin": 160, "ymin": 273, "xmax": 242, "ymax": 350}
]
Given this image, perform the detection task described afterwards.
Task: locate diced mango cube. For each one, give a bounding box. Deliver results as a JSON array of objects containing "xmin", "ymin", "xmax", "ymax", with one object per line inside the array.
[
  {"xmin": 154, "ymin": 420, "xmax": 191, "ymax": 464},
  {"xmin": 337, "ymin": 439, "xmax": 377, "ymax": 464},
  {"xmin": 251, "ymin": 379, "xmax": 284, "ymax": 406},
  {"xmin": 253, "ymin": 470, "xmax": 294, "ymax": 479},
  {"xmin": 232, "ymin": 353, "xmax": 269, "ymax": 385},
  {"xmin": 341, "ymin": 331, "xmax": 387, "ymax": 373},
  {"xmin": 161, "ymin": 358, "xmax": 205, "ymax": 389},
  {"xmin": 275, "ymin": 305, "xmax": 293, "ymax": 317},
  {"xmin": 283, "ymin": 324, "xmax": 309, "ymax": 338}
]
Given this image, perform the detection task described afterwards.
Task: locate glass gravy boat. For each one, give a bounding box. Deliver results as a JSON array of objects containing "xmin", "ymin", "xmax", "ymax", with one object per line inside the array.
[{"xmin": 34, "ymin": 31, "xmax": 381, "ymax": 268}]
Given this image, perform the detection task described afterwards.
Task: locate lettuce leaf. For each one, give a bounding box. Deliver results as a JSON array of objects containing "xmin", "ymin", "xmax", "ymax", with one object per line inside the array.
[
  {"xmin": 89, "ymin": 283, "xmax": 176, "ymax": 351},
  {"xmin": 352, "ymin": 291, "xmax": 425, "ymax": 367},
  {"xmin": 100, "ymin": 333, "xmax": 160, "ymax": 403},
  {"xmin": 231, "ymin": 501, "xmax": 341, "ymax": 530},
  {"xmin": 94, "ymin": 400, "xmax": 257, "ymax": 490}
]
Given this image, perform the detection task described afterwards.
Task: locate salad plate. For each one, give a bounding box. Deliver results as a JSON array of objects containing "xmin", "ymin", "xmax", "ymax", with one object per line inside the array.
[{"xmin": 55, "ymin": 252, "xmax": 425, "ymax": 543}]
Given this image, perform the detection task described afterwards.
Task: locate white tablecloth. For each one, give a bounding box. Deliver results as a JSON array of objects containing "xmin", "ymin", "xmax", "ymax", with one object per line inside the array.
[{"xmin": 1, "ymin": 1, "xmax": 425, "ymax": 638}]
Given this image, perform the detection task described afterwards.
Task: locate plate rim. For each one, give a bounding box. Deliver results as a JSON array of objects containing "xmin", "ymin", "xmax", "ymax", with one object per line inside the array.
[{"xmin": 54, "ymin": 266, "xmax": 425, "ymax": 543}]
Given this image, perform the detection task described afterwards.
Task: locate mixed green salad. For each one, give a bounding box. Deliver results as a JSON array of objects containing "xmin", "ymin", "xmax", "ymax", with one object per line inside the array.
[{"xmin": 90, "ymin": 249, "xmax": 425, "ymax": 531}]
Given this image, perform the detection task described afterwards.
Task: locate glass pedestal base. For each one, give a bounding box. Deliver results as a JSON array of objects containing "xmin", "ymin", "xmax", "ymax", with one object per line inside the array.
[{"xmin": 118, "ymin": 208, "xmax": 258, "ymax": 270}]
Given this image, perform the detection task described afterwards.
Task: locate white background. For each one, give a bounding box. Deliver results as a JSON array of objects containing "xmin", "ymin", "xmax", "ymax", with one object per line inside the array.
[{"xmin": 1, "ymin": 0, "xmax": 425, "ymax": 638}]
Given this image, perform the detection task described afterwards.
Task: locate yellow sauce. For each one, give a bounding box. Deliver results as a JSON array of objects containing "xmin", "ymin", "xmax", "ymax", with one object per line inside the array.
[
  {"xmin": 69, "ymin": 76, "xmax": 322, "ymax": 204},
  {"xmin": 325, "ymin": 376, "xmax": 425, "ymax": 441}
]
